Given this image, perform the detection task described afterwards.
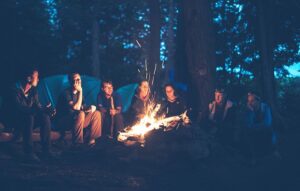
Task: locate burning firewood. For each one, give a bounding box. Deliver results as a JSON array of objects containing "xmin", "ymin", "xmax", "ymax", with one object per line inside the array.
[{"xmin": 118, "ymin": 110, "xmax": 190, "ymax": 146}]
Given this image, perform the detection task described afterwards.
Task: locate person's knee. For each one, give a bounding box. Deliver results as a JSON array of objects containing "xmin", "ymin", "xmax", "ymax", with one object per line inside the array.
[
  {"xmin": 114, "ymin": 113, "xmax": 123, "ymax": 122},
  {"xmin": 93, "ymin": 111, "xmax": 101, "ymax": 121},
  {"xmin": 40, "ymin": 113, "xmax": 51, "ymax": 123},
  {"xmin": 77, "ymin": 111, "xmax": 85, "ymax": 121},
  {"xmin": 21, "ymin": 114, "xmax": 35, "ymax": 126},
  {"xmin": 114, "ymin": 113, "xmax": 122, "ymax": 119}
]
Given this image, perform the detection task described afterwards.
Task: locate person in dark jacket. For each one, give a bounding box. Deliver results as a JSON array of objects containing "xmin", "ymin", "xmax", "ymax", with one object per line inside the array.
[
  {"xmin": 157, "ymin": 83, "xmax": 190, "ymax": 129},
  {"xmin": 56, "ymin": 72, "xmax": 101, "ymax": 147},
  {"xmin": 4, "ymin": 69, "xmax": 55, "ymax": 162},
  {"xmin": 97, "ymin": 80, "xmax": 124, "ymax": 139}
]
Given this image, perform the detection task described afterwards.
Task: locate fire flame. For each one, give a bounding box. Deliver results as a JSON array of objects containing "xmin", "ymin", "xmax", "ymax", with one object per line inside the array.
[{"xmin": 118, "ymin": 103, "xmax": 189, "ymax": 146}]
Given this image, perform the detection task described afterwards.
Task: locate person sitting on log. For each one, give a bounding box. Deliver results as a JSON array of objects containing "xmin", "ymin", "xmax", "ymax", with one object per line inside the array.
[
  {"xmin": 3, "ymin": 68, "xmax": 55, "ymax": 162},
  {"xmin": 126, "ymin": 80, "xmax": 152, "ymax": 126},
  {"xmin": 206, "ymin": 88, "xmax": 236, "ymax": 143},
  {"xmin": 56, "ymin": 72, "xmax": 101, "ymax": 148},
  {"xmin": 157, "ymin": 83, "xmax": 190, "ymax": 130},
  {"xmin": 97, "ymin": 80, "xmax": 124, "ymax": 139}
]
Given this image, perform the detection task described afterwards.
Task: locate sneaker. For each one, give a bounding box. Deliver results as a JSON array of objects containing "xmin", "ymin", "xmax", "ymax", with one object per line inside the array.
[{"xmin": 88, "ymin": 139, "xmax": 96, "ymax": 148}]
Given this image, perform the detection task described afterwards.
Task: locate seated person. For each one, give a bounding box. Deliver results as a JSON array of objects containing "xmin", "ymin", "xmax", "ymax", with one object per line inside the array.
[
  {"xmin": 97, "ymin": 80, "xmax": 124, "ymax": 139},
  {"xmin": 126, "ymin": 80, "xmax": 151, "ymax": 126},
  {"xmin": 242, "ymin": 91, "xmax": 273, "ymax": 163},
  {"xmin": 4, "ymin": 68, "xmax": 55, "ymax": 161},
  {"xmin": 207, "ymin": 88, "xmax": 236, "ymax": 134},
  {"xmin": 157, "ymin": 83, "xmax": 190, "ymax": 129},
  {"xmin": 56, "ymin": 72, "xmax": 101, "ymax": 147}
]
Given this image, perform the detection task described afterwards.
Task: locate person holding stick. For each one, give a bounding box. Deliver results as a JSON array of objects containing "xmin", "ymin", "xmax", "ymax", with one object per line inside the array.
[{"xmin": 97, "ymin": 80, "xmax": 124, "ymax": 139}]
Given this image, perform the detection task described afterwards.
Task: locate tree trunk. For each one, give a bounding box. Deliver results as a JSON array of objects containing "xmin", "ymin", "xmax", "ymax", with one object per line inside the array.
[
  {"xmin": 148, "ymin": 0, "xmax": 161, "ymax": 85},
  {"xmin": 254, "ymin": 0, "xmax": 285, "ymax": 129},
  {"xmin": 182, "ymin": 0, "xmax": 216, "ymax": 120},
  {"xmin": 254, "ymin": 0, "xmax": 276, "ymax": 105},
  {"xmin": 91, "ymin": 19, "xmax": 101, "ymax": 78},
  {"xmin": 164, "ymin": 0, "xmax": 176, "ymax": 82}
]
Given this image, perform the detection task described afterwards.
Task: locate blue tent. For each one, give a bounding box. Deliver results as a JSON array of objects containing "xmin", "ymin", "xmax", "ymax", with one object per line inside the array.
[{"xmin": 37, "ymin": 75, "xmax": 137, "ymax": 112}]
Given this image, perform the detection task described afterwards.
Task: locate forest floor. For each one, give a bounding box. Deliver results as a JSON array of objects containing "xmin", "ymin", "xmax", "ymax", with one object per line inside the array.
[{"xmin": 0, "ymin": 125, "xmax": 300, "ymax": 191}]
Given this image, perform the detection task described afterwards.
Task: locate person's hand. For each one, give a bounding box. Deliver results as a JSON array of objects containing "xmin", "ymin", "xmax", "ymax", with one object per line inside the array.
[
  {"xmin": 169, "ymin": 121, "xmax": 179, "ymax": 128},
  {"xmin": 74, "ymin": 81, "xmax": 82, "ymax": 92},
  {"xmin": 90, "ymin": 105, "xmax": 96, "ymax": 113},
  {"xmin": 86, "ymin": 105, "xmax": 96, "ymax": 113},
  {"xmin": 46, "ymin": 103, "xmax": 52, "ymax": 108},
  {"xmin": 183, "ymin": 116, "xmax": 190, "ymax": 125},
  {"xmin": 137, "ymin": 114, "xmax": 145, "ymax": 120},
  {"xmin": 110, "ymin": 109, "xmax": 117, "ymax": 116},
  {"xmin": 45, "ymin": 103, "xmax": 56, "ymax": 117}
]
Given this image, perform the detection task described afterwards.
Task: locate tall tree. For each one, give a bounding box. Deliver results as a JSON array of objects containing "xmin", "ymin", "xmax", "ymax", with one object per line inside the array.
[
  {"xmin": 148, "ymin": 0, "xmax": 161, "ymax": 83},
  {"xmin": 254, "ymin": 0, "xmax": 276, "ymax": 105},
  {"xmin": 182, "ymin": 0, "xmax": 216, "ymax": 119},
  {"xmin": 91, "ymin": 19, "xmax": 101, "ymax": 78},
  {"xmin": 164, "ymin": 0, "xmax": 176, "ymax": 82},
  {"xmin": 253, "ymin": 0, "xmax": 287, "ymax": 128}
]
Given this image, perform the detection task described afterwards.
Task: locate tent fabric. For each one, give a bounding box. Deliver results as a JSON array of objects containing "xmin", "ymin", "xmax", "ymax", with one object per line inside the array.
[
  {"xmin": 37, "ymin": 75, "xmax": 137, "ymax": 113},
  {"xmin": 115, "ymin": 83, "xmax": 138, "ymax": 112}
]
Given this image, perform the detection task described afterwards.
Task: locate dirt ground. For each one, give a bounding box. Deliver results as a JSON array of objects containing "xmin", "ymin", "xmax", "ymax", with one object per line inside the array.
[{"xmin": 0, "ymin": 126, "xmax": 300, "ymax": 191}]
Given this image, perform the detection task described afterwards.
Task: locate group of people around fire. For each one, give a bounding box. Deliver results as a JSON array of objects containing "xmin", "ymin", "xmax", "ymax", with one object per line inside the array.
[{"xmin": 0, "ymin": 68, "xmax": 279, "ymax": 164}]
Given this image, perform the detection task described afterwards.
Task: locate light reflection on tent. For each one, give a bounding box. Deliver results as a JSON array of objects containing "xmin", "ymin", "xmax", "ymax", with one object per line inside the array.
[{"xmin": 37, "ymin": 75, "xmax": 137, "ymax": 112}]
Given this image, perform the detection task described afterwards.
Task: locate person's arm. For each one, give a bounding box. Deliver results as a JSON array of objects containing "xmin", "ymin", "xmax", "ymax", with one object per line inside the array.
[
  {"xmin": 97, "ymin": 93, "xmax": 107, "ymax": 113},
  {"xmin": 208, "ymin": 102, "xmax": 215, "ymax": 121},
  {"xmin": 114, "ymin": 94, "xmax": 122, "ymax": 114},
  {"xmin": 156, "ymin": 99, "xmax": 167, "ymax": 118},
  {"xmin": 129, "ymin": 96, "xmax": 144, "ymax": 119},
  {"xmin": 253, "ymin": 104, "xmax": 272, "ymax": 128},
  {"xmin": 13, "ymin": 90, "xmax": 34, "ymax": 114},
  {"xmin": 72, "ymin": 90, "xmax": 82, "ymax": 110},
  {"xmin": 32, "ymin": 88, "xmax": 43, "ymax": 112},
  {"xmin": 63, "ymin": 90, "xmax": 79, "ymax": 112}
]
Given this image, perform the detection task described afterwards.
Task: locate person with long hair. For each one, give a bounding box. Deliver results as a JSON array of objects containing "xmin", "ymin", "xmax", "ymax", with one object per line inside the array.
[
  {"xmin": 126, "ymin": 80, "xmax": 151, "ymax": 126},
  {"xmin": 156, "ymin": 83, "xmax": 190, "ymax": 129}
]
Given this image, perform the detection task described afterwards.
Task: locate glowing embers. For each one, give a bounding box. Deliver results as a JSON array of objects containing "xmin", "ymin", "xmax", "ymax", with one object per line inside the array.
[{"xmin": 118, "ymin": 103, "xmax": 189, "ymax": 146}]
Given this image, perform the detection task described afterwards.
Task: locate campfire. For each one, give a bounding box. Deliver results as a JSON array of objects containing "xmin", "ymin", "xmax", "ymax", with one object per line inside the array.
[{"xmin": 117, "ymin": 103, "xmax": 189, "ymax": 146}]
